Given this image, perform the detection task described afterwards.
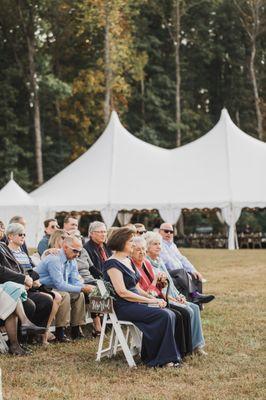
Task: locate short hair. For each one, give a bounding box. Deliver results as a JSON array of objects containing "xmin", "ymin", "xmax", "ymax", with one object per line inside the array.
[
  {"xmin": 48, "ymin": 229, "xmax": 65, "ymax": 248},
  {"xmin": 132, "ymin": 236, "xmax": 147, "ymax": 249},
  {"xmin": 89, "ymin": 221, "xmax": 106, "ymax": 234},
  {"xmin": 9, "ymin": 216, "xmax": 23, "ymax": 224},
  {"xmin": 63, "ymin": 235, "xmax": 82, "ymax": 247},
  {"xmin": 44, "ymin": 218, "xmax": 57, "ymax": 228},
  {"xmin": 64, "ymin": 215, "xmax": 78, "ymax": 224},
  {"xmin": 160, "ymin": 222, "xmax": 173, "ymax": 230},
  {"xmin": 145, "ymin": 231, "xmax": 162, "ymax": 249},
  {"xmin": 0, "ymin": 220, "xmax": 4, "ymax": 229},
  {"xmin": 6, "ymin": 223, "xmax": 24, "ymax": 237},
  {"xmin": 107, "ymin": 227, "xmax": 135, "ymax": 252}
]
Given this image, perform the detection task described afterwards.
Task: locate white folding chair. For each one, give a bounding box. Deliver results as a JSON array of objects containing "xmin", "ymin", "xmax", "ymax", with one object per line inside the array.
[
  {"xmin": 0, "ymin": 332, "xmax": 8, "ymax": 354},
  {"xmin": 95, "ymin": 280, "xmax": 142, "ymax": 368}
]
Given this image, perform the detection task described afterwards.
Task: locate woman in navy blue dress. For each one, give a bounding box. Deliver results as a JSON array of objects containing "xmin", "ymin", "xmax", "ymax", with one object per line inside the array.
[{"xmin": 103, "ymin": 227, "xmax": 181, "ymax": 368}]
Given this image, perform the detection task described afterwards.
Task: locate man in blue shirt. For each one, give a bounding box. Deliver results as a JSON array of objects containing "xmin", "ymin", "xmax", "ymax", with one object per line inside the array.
[
  {"xmin": 36, "ymin": 235, "xmax": 94, "ymax": 341},
  {"xmin": 159, "ymin": 223, "xmax": 215, "ymax": 305}
]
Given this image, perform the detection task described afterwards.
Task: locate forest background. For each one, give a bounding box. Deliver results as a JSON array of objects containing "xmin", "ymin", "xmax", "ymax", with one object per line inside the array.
[{"xmin": 0, "ymin": 0, "xmax": 265, "ymax": 231}]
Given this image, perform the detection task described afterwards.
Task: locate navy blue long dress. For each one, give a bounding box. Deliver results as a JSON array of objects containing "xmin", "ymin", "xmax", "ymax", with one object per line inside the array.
[{"xmin": 103, "ymin": 259, "xmax": 181, "ymax": 367}]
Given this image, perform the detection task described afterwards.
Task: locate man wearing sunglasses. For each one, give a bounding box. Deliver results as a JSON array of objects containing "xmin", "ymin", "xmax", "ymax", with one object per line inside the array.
[
  {"xmin": 36, "ymin": 235, "xmax": 94, "ymax": 341},
  {"xmin": 37, "ymin": 218, "xmax": 59, "ymax": 256},
  {"xmin": 159, "ymin": 223, "xmax": 215, "ymax": 306}
]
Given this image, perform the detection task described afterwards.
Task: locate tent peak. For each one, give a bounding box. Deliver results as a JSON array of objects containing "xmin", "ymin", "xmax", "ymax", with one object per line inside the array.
[{"xmin": 108, "ymin": 110, "xmax": 122, "ymax": 127}]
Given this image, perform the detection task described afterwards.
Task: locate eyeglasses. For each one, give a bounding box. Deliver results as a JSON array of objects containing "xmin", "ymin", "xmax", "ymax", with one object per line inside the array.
[
  {"xmin": 93, "ymin": 231, "xmax": 107, "ymax": 234},
  {"xmin": 137, "ymin": 230, "xmax": 147, "ymax": 235},
  {"xmin": 18, "ymin": 233, "xmax": 26, "ymax": 237},
  {"xmin": 162, "ymin": 229, "xmax": 173, "ymax": 234}
]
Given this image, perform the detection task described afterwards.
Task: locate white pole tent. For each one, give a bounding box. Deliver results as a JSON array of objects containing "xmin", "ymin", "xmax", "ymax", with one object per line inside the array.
[
  {"xmin": 0, "ymin": 178, "xmax": 40, "ymax": 247},
  {"xmin": 168, "ymin": 108, "xmax": 266, "ymax": 248},
  {"xmin": 30, "ymin": 109, "xmax": 266, "ymax": 249},
  {"xmin": 31, "ymin": 111, "xmax": 171, "ymax": 225}
]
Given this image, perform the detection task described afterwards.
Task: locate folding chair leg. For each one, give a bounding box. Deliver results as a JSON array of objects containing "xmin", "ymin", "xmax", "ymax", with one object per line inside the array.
[
  {"xmin": 96, "ymin": 314, "xmax": 107, "ymax": 362},
  {"xmin": 109, "ymin": 315, "xmax": 136, "ymax": 367}
]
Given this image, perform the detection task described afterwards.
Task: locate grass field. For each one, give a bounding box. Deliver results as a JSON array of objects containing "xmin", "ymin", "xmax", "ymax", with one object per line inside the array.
[{"xmin": 0, "ymin": 249, "xmax": 265, "ymax": 400}]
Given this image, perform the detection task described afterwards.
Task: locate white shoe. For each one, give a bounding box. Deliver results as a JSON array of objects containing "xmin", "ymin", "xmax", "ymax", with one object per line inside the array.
[{"xmin": 194, "ymin": 347, "xmax": 208, "ymax": 356}]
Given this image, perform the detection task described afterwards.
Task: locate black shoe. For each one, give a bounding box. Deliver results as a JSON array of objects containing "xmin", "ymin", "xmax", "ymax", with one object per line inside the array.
[
  {"xmin": 191, "ymin": 293, "xmax": 215, "ymax": 304},
  {"xmin": 55, "ymin": 327, "xmax": 72, "ymax": 343},
  {"xmin": 71, "ymin": 326, "xmax": 85, "ymax": 340},
  {"xmin": 55, "ymin": 334, "xmax": 72, "ymax": 343}
]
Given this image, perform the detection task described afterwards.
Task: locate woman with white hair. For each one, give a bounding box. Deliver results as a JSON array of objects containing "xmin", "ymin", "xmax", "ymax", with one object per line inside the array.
[{"xmin": 145, "ymin": 231, "xmax": 206, "ymax": 355}]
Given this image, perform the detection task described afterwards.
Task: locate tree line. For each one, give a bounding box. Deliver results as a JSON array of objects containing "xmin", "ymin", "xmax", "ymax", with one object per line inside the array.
[{"xmin": 0, "ymin": 0, "xmax": 265, "ymax": 190}]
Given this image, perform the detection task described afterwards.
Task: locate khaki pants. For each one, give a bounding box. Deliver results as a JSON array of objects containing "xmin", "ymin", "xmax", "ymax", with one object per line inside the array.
[{"xmin": 55, "ymin": 291, "xmax": 86, "ymax": 328}]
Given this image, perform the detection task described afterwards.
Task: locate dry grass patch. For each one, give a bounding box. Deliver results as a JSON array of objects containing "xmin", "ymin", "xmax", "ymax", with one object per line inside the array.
[{"xmin": 1, "ymin": 249, "xmax": 265, "ymax": 400}]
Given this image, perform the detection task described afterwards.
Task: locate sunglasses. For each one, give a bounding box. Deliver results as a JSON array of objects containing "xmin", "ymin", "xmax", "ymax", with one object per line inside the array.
[
  {"xmin": 18, "ymin": 233, "xmax": 26, "ymax": 237},
  {"xmin": 162, "ymin": 229, "xmax": 173, "ymax": 234},
  {"xmin": 137, "ymin": 230, "xmax": 147, "ymax": 235},
  {"xmin": 68, "ymin": 246, "xmax": 81, "ymax": 255}
]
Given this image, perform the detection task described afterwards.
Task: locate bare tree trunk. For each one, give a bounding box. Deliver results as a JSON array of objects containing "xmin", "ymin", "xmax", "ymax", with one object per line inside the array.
[
  {"xmin": 175, "ymin": 0, "xmax": 181, "ymax": 147},
  {"xmin": 27, "ymin": 36, "xmax": 43, "ymax": 185},
  {"xmin": 140, "ymin": 77, "xmax": 145, "ymax": 121},
  {"xmin": 17, "ymin": 1, "xmax": 43, "ymax": 185},
  {"xmin": 104, "ymin": 3, "xmax": 112, "ymax": 124},
  {"xmin": 250, "ymin": 39, "xmax": 263, "ymax": 140},
  {"xmin": 235, "ymin": 110, "xmax": 240, "ymax": 127}
]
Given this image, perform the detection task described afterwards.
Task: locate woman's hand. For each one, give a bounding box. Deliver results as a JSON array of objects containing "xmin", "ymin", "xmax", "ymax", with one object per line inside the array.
[
  {"xmin": 32, "ymin": 279, "xmax": 41, "ymax": 288},
  {"xmin": 156, "ymin": 299, "xmax": 167, "ymax": 308},
  {"xmin": 24, "ymin": 275, "xmax": 33, "ymax": 288},
  {"xmin": 149, "ymin": 298, "xmax": 167, "ymax": 308}
]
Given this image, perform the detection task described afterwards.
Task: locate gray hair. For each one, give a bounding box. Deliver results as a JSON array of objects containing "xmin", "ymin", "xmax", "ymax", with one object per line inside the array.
[
  {"xmin": 63, "ymin": 235, "xmax": 82, "ymax": 247},
  {"xmin": 145, "ymin": 231, "xmax": 162, "ymax": 249},
  {"xmin": 6, "ymin": 223, "xmax": 24, "ymax": 237},
  {"xmin": 132, "ymin": 236, "xmax": 147, "ymax": 249},
  {"xmin": 9, "ymin": 216, "xmax": 23, "ymax": 224},
  {"xmin": 89, "ymin": 221, "xmax": 106, "ymax": 234}
]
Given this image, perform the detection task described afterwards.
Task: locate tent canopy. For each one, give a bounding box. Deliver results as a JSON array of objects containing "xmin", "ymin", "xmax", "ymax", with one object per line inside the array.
[
  {"xmin": 31, "ymin": 108, "xmax": 266, "ymax": 213},
  {"xmin": 168, "ymin": 108, "xmax": 266, "ymax": 208},
  {"xmin": 31, "ymin": 111, "xmax": 170, "ymax": 211},
  {"xmin": 0, "ymin": 179, "xmax": 39, "ymax": 247}
]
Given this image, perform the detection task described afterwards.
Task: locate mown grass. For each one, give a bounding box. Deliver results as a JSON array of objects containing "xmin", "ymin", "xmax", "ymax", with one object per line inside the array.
[{"xmin": 1, "ymin": 249, "xmax": 265, "ymax": 400}]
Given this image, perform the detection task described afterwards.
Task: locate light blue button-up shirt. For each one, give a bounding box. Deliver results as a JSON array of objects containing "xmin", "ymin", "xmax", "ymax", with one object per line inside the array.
[
  {"xmin": 160, "ymin": 239, "xmax": 196, "ymax": 274},
  {"xmin": 35, "ymin": 249, "xmax": 83, "ymax": 293}
]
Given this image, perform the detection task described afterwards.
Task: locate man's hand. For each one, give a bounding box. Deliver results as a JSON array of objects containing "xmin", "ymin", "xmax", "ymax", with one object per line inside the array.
[
  {"xmin": 191, "ymin": 271, "xmax": 203, "ymax": 281},
  {"xmin": 24, "ymin": 275, "xmax": 33, "ymax": 288},
  {"xmin": 44, "ymin": 248, "xmax": 60, "ymax": 256},
  {"xmin": 81, "ymin": 284, "xmax": 95, "ymax": 294}
]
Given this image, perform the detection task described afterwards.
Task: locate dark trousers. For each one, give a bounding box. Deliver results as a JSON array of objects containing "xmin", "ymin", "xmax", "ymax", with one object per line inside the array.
[
  {"xmin": 24, "ymin": 290, "xmax": 53, "ymax": 327},
  {"xmin": 167, "ymin": 303, "xmax": 193, "ymax": 357},
  {"xmin": 169, "ymin": 269, "xmax": 202, "ymax": 301}
]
